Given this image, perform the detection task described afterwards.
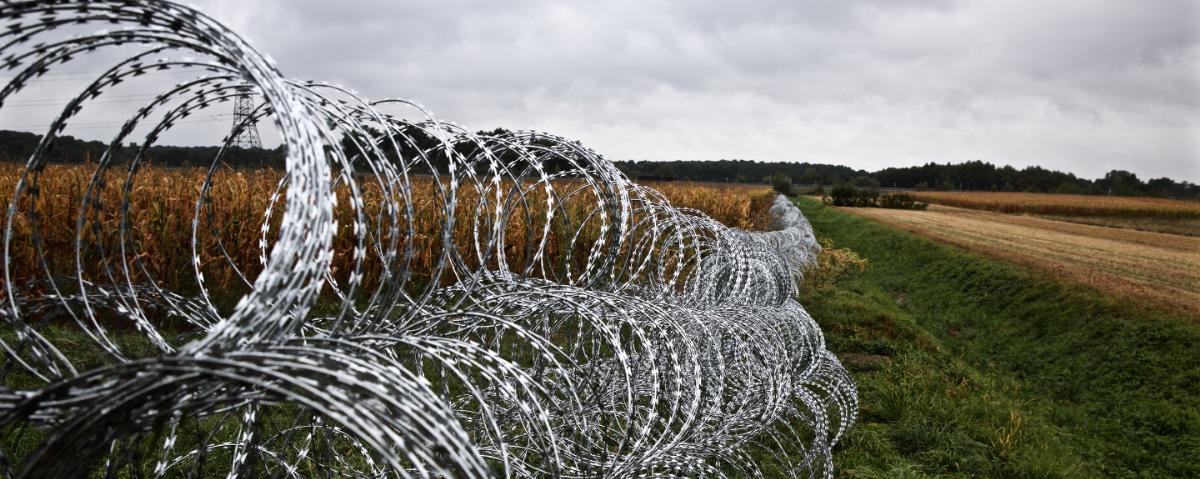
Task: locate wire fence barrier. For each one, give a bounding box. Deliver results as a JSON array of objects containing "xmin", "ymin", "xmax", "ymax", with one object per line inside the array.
[{"xmin": 0, "ymin": 1, "xmax": 855, "ymax": 477}]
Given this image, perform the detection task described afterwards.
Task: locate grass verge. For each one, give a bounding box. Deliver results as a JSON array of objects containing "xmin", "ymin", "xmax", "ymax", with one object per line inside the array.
[{"xmin": 794, "ymin": 196, "xmax": 1199, "ymax": 478}]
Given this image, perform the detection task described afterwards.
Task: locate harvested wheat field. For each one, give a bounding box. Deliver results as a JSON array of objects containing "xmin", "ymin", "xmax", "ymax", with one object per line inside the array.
[{"xmin": 844, "ymin": 204, "xmax": 1200, "ymax": 316}]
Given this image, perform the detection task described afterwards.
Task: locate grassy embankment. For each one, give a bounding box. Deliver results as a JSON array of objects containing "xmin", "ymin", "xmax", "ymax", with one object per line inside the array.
[{"xmin": 793, "ymin": 196, "xmax": 1199, "ymax": 478}]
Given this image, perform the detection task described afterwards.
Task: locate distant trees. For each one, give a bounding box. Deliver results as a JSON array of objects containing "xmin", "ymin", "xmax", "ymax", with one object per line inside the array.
[
  {"xmin": 850, "ymin": 176, "xmax": 881, "ymax": 189},
  {"xmin": 614, "ymin": 159, "xmax": 865, "ymax": 186},
  {"xmin": 1097, "ymin": 170, "xmax": 1143, "ymax": 196},
  {"xmin": 0, "ymin": 130, "xmax": 284, "ymax": 168},
  {"xmin": 2, "ymin": 129, "xmax": 1196, "ymax": 200},
  {"xmin": 874, "ymin": 160, "xmax": 1096, "ymax": 194},
  {"xmin": 867, "ymin": 162, "xmax": 1197, "ymax": 199},
  {"xmin": 800, "ymin": 166, "xmax": 820, "ymax": 185}
]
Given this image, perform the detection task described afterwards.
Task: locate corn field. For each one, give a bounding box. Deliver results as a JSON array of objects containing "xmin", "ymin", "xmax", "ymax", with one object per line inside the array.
[
  {"xmin": 0, "ymin": 164, "xmax": 775, "ymax": 298},
  {"xmin": 909, "ymin": 191, "xmax": 1200, "ymax": 219}
]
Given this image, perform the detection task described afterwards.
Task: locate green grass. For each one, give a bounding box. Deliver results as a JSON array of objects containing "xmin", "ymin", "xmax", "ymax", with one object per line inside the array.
[{"xmin": 793, "ymin": 196, "xmax": 1200, "ymax": 478}]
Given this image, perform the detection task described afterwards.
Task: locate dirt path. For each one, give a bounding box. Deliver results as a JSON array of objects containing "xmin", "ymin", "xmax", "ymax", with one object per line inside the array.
[{"xmin": 845, "ymin": 205, "xmax": 1200, "ymax": 316}]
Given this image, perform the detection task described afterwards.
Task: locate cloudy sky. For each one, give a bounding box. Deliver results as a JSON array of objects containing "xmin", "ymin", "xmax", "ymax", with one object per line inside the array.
[{"xmin": 5, "ymin": 0, "xmax": 1199, "ymax": 181}]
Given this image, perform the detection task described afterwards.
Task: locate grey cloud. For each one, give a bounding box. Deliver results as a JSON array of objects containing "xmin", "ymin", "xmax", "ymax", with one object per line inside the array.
[{"xmin": 6, "ymin": 0, "xmax": 1195, "ymax": 181}]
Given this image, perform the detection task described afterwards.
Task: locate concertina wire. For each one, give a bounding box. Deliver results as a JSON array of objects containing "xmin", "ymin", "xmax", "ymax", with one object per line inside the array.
[{"xmin": 0, "ymin": 1, "xmax": 856, "ymax": 477}]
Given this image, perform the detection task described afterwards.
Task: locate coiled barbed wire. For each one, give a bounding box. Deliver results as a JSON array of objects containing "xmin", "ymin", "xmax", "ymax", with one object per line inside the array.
[{"xmin": 0, "ymin": 1, "xmax": 855, "ymax": 477}]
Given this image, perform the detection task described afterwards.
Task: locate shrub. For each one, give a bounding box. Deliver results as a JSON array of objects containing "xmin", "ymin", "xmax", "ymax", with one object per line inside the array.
[
  {"xmin": 829, "ymin": 183, "xmax": 860, "ymax": 206},
  {"xmin": 878, "ymin": 193, "xmax": 929, "ymax": 210},
  {"xmin": 829, "ymin": 187, "xmax": 929, "ymax": 210},
  {"xmin": 855, "ymin": 187, "xmax": 880, "ymax": 207},
  {"xmin": 829, "ymin": 183, "xmax": 880, "ymax": 207},
  {"xmin": 772, "ymin": 172, "xmax": 793, "ymax": 196}
]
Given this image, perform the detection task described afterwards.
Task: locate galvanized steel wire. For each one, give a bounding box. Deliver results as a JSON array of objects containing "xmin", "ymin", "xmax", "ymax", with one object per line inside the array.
[{"xmin": 0, "ymin": 1, "xmax": 855, "ymax": 477}]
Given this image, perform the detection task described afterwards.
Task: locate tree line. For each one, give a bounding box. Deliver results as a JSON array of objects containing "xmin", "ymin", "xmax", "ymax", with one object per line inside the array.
[
  {"xmin": 0, "ymin": 128, "xmax": 581, "ymax": 175},
  {"xmin": 615, "ymin": 159, "xmax": 864, "ymax": 186},
  {"xmin": 2, "ymin": 130, "xmax": 1195, "ymax": 199},
  {"xmin": 617, "ymin": 159, "xmax": 1199, "ymax": 199},
  {"xmin": 0, "ymin": 130, "xmax": 285, "ymax": 168},
  {"xmin": 872, "ymin": 160, "xmax": 1198, "ymax": 198}
]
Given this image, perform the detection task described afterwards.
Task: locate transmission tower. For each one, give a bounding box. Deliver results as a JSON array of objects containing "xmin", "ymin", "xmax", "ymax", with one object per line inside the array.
[{"xmin": 229, "ymin": 90, "xmax": 262, "ymax": 149}]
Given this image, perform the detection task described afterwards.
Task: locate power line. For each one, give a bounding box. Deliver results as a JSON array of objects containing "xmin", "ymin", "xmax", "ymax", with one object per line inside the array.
[
  {"xmin": 1, "ymin": 93, "xmax": 161, "ymax": 107},
  {"xmin": 0, "ymin": 115, "xmax": 232, "ymax": 131},
  {"xmin": 0, "ymin": 68, "xmax": 212, "ymax": 83},
  {"xmin": 6, "ymin": 92, "xmax": 159, "ymax": 103}
]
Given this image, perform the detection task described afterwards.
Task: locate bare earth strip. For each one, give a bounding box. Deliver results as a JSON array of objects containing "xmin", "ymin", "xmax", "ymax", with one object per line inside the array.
[{"xmin": 843, "ymin": 204, "xmax": 1200, "ymax": 316}]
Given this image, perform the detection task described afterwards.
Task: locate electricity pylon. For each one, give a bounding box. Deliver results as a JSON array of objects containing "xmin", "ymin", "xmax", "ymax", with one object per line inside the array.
[{"xmin": 229, "ymin": 90, "xmax": 261, "ymax": 149}]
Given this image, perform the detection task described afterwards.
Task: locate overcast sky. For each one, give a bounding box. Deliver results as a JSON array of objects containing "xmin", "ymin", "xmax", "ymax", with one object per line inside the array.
[{"xmin": 4, "ymin": 0, "xmax": 1198, "ymax": 181}]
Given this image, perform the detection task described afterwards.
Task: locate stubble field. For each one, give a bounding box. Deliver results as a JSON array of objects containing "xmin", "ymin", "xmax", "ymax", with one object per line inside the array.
[{"xmin": 842, "ymin": 203, "xmax": 1200, "ymax": 315}]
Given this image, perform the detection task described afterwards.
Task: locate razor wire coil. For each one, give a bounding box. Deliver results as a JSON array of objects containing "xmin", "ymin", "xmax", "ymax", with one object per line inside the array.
[{"xmin": 0, "ymin": 1, "xmax": 856, "ymax": 477}]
